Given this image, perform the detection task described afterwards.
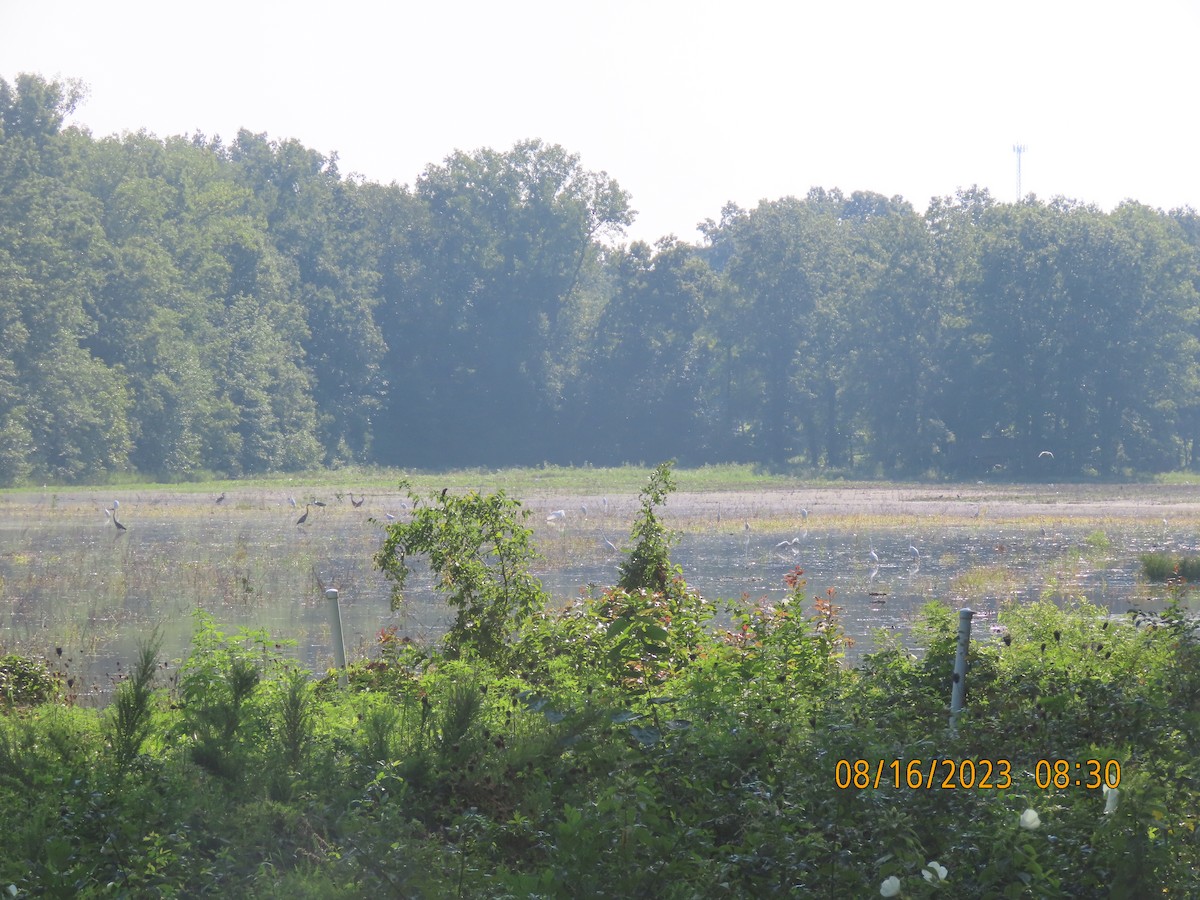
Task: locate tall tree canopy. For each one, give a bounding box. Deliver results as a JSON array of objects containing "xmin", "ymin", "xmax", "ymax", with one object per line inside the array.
[{"xmin": 2, "ymin": 72, "xmax": 1199, "ymax": 484}]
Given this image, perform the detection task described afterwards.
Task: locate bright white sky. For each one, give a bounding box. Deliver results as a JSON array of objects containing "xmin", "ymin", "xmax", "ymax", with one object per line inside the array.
[{"xmin": 2, "ymin": 0, "xmax": 1197, "ymax": 243}]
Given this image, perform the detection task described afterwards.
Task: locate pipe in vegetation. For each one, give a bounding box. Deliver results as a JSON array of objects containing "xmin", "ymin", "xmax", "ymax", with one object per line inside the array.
[
  {"xmin": 326, "ymin": 588, "xmax": 348, "ymax": 688},
  {"xmin": 949, "ymin": 607, "xmax": 974, "ymax": 734}
]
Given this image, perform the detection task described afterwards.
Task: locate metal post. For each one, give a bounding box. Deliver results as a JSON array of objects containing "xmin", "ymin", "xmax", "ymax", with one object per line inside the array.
[
  {"xmin": 325, "ymin": 588, "xmax": 348, "ymax": 688},
  {"xmin": 949, "ymin": 607, "xmax": 974, "ymax": 734}
]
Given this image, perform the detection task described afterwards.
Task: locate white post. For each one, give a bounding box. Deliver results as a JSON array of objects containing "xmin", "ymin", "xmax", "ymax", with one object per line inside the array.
[
  {"xmin": 325, "ymin": 588, "xmax": 348, "ymax": 688},
  {"xmin": 949, "ymin": 607, "xmax": 974, "ymax": 734}
]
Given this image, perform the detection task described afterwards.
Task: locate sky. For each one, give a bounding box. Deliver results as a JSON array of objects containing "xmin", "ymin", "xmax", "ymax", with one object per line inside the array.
[{"xmin": 2, "ymin": 0, "xmax": 1197, "ymax": 244}]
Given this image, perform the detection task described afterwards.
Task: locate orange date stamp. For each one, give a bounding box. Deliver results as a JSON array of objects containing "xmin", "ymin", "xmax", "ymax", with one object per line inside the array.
[
  {"xmin": 835, "ymin": 758, "xmax": 1124, "ymax": 791},
  {"xmin": 835, "ymin": 758, "xmax": 1013, "ymax": 790}
]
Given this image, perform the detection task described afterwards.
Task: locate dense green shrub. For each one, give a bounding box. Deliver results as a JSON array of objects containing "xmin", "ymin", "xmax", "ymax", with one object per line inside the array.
[
  {"xmin": 0, "ymin": 653, "xmax": 61, "ymax": 707},
  {"xmin": 1141, "ymin": 551, "xmax": 1200, "ymax": 582}
]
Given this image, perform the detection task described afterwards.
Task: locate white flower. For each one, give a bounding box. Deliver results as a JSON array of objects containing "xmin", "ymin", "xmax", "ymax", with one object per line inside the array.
[
  {"xmin": 1020, "ymin": 808, "xmax": 1041, "ymax": 830},
  {"xmin": 880, "ymin": 875, "xmax": 902, "ymax": 897},
  {"xmin": 922, "ymin": 860, "xmax": 948, "ymax": 882},
  {"xmin": 1103, "ymin": 785, "xmax": 1120, "ymax": 815}
]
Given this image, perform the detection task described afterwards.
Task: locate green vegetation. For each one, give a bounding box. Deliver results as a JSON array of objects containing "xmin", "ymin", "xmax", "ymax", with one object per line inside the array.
[
  {"xmin": 3, "ymin": 476, "xmax": 1200, "ymax": 896},
  {"xmin": 4, "ymin": 73, "xmax": 1200, "ymax": 486},
  {"xmin": 1141, "ymin": 551, "xmax": 1200, "ymax": 583}
]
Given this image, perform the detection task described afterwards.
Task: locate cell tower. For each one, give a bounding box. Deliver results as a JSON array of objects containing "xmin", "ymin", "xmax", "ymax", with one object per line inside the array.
[{"xmin": 1013, "ymin": 143, "xmax": 1027, "ymax": 201}]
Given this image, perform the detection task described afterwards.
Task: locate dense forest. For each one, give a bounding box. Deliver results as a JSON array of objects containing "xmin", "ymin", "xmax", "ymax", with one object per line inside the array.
[{"xmin": 3, "ymin": 73, "xmax": 1199, "ymax": 486}]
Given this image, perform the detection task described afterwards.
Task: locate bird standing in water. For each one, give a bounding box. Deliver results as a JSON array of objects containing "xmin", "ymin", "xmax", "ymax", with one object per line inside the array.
[{"xmin": 296, "ymin": 505, "xmax": 311, "ymax": 525}]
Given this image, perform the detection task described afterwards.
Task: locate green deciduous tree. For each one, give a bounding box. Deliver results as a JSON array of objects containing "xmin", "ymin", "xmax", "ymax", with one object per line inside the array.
[
  {"xmin": 381, "ymin": 140, "xmax": 632, "ymax": 466},
  {"xmin": 574, "ymin": 239, "xmax": 717, "ymax": 464}
]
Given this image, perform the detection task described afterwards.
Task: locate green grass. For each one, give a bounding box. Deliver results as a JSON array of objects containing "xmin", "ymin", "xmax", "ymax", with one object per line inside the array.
[
  {"xmin": 1141, "ymin": 551, "xmax": 1200, "ymax": 583},
  {"xmin": 1, "ymin": 462, "xmax": 889, "ymax": 497}
]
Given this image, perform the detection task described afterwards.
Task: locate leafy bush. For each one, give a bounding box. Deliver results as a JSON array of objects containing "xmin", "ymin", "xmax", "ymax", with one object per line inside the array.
[
  {"xmin": 0, "ymin": 653, "xmax": 62, "ymax": 707},
  {"xmin": 1141, "ymin": 551, "xmax": 1200, "ymax": 582},
  {"xmin": 375, "ymin": 484, "xmax": 548, "ymax": 666}
]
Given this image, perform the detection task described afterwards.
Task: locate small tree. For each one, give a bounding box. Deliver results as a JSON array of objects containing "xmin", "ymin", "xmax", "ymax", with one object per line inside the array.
[
  {"xmin": 375, "ymin": 485, "xmax": 548, "ymax": 665},
  {"xmin": 599, "ymin": 461, "xmax": 714, "ymax": 690},
  {"xmin": 617, "ymin": 460, "xmax": 680, "ymax": 594}
]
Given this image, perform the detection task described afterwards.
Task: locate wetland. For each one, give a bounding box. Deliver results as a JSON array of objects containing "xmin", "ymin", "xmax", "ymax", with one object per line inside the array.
[{"xmin": 3, "ymin": 479, "xmax": 1199, "ymax": 704}]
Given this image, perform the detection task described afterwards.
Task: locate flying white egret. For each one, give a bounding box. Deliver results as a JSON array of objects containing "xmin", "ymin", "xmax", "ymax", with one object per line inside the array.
[{"xmin": 1038, "ymin": 450, "xmax": 1054, "ymax": 459}]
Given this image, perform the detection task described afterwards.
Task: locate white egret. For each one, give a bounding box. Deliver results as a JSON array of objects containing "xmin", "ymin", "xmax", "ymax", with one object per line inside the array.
[{"xmin": 547, "ymin": 509, "xmax": 566, "ymax": 522}]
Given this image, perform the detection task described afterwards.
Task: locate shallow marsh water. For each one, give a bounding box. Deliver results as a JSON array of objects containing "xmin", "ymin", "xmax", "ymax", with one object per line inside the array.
[{"xmin": 1, "ymin": 483, "xmax": 1197, "ymax": 704}]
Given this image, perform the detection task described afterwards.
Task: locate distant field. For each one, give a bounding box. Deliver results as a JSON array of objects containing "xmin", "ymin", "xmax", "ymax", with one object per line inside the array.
[{"xmin": 8, "ymin": 465, "xmax": 1200, "ymax": 527}]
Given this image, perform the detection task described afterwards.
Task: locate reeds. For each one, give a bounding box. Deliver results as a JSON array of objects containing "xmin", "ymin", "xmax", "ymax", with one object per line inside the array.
[{"xmin": 1141, "ymin": 552, "xmax": 1200, "ymax": 583}]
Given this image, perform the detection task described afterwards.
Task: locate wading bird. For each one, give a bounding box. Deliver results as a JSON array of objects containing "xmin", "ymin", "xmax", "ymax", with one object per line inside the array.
[
  {"xmin": 350, "ymin": 493, "xmax": 365, "ymax": 508},
  {"xmin": 112, "ymin": 511, "xmax": 127, "ymax": 533},
  {"xmin": 215, "ymin": 493, "xmax": 226, "ymax": 504},
  {"xmin": 1038, "ymin": 450, "xmax": 1054, "ymax": 459},
  {"xmin": 296, "ymin": 505, "xmax": 311, "ymax": 526},
  {"xmin": 547, "ymin": 509, "xmax": 566, "ymax": 522}
]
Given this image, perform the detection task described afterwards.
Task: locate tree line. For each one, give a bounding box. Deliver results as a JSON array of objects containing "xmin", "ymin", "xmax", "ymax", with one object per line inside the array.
[{"xmin": 2, "ymin": 73, "xmax": 1198, "ymax": 485}]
